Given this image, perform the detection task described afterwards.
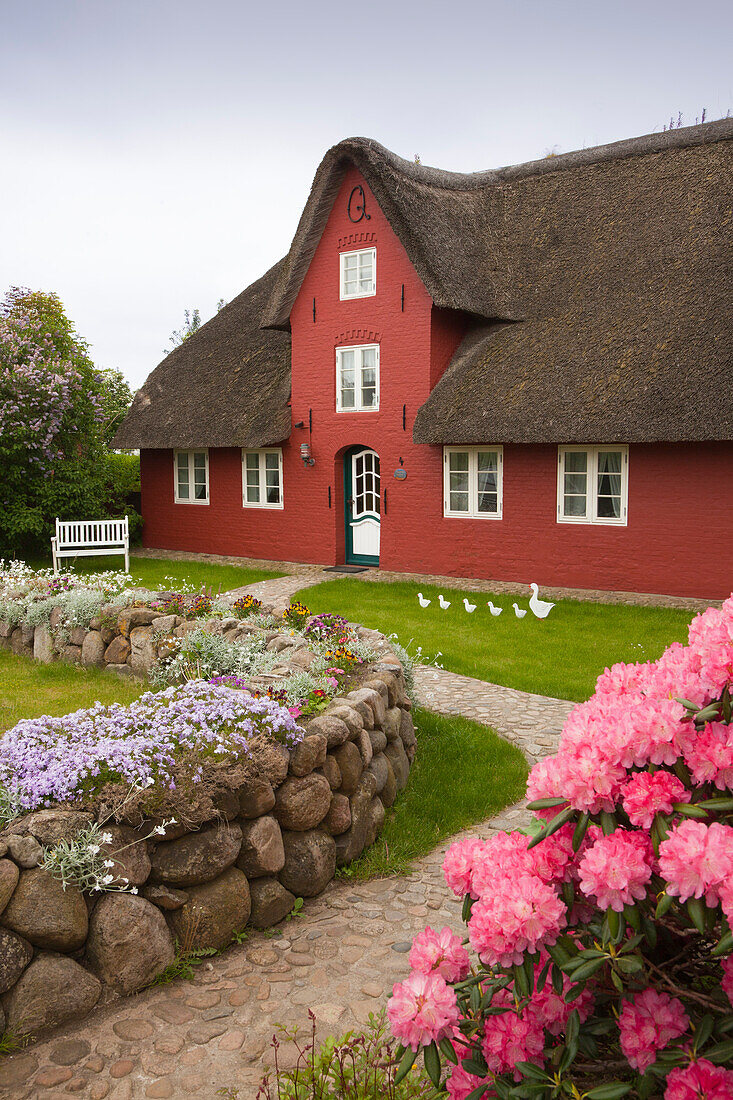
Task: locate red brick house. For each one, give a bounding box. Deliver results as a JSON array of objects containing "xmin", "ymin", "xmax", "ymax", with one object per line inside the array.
[{"xmin": 115, "ymin": 121, "xmax": 733, "ymax": 599}]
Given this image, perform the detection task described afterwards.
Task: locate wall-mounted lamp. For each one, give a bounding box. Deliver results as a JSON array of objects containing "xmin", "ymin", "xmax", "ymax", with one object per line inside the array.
[{"xmin": 300, "ymin": 443, "xmax": 315, "ymax": 467}]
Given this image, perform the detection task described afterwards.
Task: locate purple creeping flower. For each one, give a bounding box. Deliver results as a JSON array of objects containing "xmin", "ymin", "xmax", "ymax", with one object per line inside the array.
[{"xmin": 0, "ymin": 681, "xmax": 301, "ymax": 812}]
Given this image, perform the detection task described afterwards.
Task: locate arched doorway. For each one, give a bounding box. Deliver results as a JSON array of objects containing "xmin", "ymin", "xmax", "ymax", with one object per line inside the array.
[{"xmin": 344, "ymin": 446, "xmax": 380, "ymax": 566}]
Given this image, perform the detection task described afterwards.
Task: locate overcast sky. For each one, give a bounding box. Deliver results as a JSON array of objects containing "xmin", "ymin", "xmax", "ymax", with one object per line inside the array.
[{"xmin": 2, "ymin": 0, "xmax": 731, "ymax": 389}]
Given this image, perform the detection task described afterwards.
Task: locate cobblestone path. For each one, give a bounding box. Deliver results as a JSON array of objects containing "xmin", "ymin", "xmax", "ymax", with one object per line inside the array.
[{"xmin": 0, "ymin": 670, "xmax": 574, "ymax": 1099}]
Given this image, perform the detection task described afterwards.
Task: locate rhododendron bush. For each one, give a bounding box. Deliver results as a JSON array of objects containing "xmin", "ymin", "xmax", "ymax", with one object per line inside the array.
[{"xmin": 388, "ymin": 600, "xmax": 733, "ymax": 1099}]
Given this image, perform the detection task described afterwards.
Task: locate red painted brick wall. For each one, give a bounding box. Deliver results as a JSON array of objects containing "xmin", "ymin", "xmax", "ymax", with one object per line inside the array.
[{"xmin": 139, "ymin": 168, "xmax": 733, "ymax": 600}]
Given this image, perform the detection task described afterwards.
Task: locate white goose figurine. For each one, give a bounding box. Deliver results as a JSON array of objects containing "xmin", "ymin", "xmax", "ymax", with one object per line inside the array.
[
  {"xmin": 512, "ymin": 603, "xmax": 527, "ymax": 619},
  {"xmin": 487, "ymin": 601, "xmax": 502, "ymax": 616},
  {"xmin": 528, "ymin": 583, "xmax": 555, "ymax": 619},
  {"xmin": 417, "ymin": 592, "xmax": 431, "ymax": 608},
  {"xmin": 438, "ymin": 594, "xmax": 451, "ymax": 610},
  {"xmin": 463, "ymin": 598, "xmax": 477, "ymax": 613}
]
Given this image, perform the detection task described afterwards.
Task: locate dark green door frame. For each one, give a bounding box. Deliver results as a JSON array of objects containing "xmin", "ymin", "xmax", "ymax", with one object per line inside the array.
[{"xmin": 343, "ymin": 446, "xmax": 380, "ymax": 566}]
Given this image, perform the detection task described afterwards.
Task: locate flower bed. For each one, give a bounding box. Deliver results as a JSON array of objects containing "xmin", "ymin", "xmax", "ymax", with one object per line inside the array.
[
  {"xmin": 387, "ymin": 601, "xmax": 733, "ymax": 1099},
  {"xmin": 0, "ymin": 562, "xmax": 378, "ymax": 717},
  {"xmin": 0, "ymin": 620, "xmax": 416, "ymax": 1041}
]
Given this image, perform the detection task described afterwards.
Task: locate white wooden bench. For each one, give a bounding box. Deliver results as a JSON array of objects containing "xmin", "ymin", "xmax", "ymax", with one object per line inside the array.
[{"xmin": 51, "ymin": 518, "xmax": 130, "ymax": 575}]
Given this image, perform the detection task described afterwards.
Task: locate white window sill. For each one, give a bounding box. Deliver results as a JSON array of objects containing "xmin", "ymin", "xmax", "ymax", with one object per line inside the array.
[
  {"xmin": 557, "ymin": 516, "xmax": 627, "ymax": 526},
  {"xmin": 243, "ymin": 502, "xmax": 284, "ymax": 510},
  {"xmin": 444, "ymin": 510, "xmax": 503, "ymax": 520},
  {"xmin": 174, "ymin": 498, "xmax": 209, "ymax": 506}
]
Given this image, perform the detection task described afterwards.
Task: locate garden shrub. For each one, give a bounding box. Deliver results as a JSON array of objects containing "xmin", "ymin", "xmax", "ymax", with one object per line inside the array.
[{"xmin": 388, "ymin": 599, "xmax": 733, "ymax": 1099}]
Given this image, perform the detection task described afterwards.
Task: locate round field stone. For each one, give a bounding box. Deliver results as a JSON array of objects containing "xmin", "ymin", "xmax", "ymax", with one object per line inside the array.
[
  {"xmin": 166, "ymin": 866, "xmax": 250, "ymax": 951},
  {"xmin": 150, "ymin": 823, "xmax": 242, "ymax": 887},
  {"xmin": 1, "ymin": 867, "xmax": 88, "ymax": 951},
  {"xmin": 86, "ymin": 894, "xmax": 175, "ymax": 994},
  {"xmin": 274, "ymin": 774, "xmax": 331, "ymax": 831},
  {"xmin": 50, "ymin": 1038, "xmax": 92, "ymax": 1066}
]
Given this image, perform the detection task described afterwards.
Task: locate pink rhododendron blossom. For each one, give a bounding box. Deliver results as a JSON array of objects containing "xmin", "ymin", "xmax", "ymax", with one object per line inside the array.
[
  {"xmin": 622, "ymin": 770, "xmax": 690, "ymax": 828},
  {"xmin": 722, "ymin": 956, "xmax": 733, "ymax": 1006},
  {"xmin": 530, "ymin": 958, "xmax": 594, "ymax": 1035},
  {"xmin": 721, "ymin": 878, "xmax": 733, "ymax": 923},
  {"xmin": 684, "ymin": 722, "xmax": 733, "ymax": 790},
  {"xmin": 470, "ymin": 832, "xmax": 535, "ymax": 896},
  {"xmin": 443, "ymin": 837, "xmax": 486, "ymax": 899},
  {"xmin": 664, "ymin": 1057, "xmax": 733, "ymax": 1099},
  {"xmin": 530, "ymin": 824, "xmax": 576, "ymax": 883},
  {"xmin": 409, "ymin": 926, "xmax": 470, "ymax": 983},
  {"xmin": 468, "ymin": 874, "xmax": 566, "ymax": 967},
  {"xmin": 445, "ymin": 1062, "xmax": 494, "ymax": 1100},
  {"xmin": 481, "ymin": 993, "xmax": 545, "ymax": 1081},
  {"xmin": 525, "ymin": 755, "xmax": 567, "ymax": 818},
  {"xmin": 688, "ymin": 599, "xmax": 733, "ymax": 696},
  {"xmin": 658, "ymin": 820, "xmax": 733, "ymax": 906},
  {"xmin": 577, "ymin": 830, "xmax": 653, "ymax": 911},
  {"xmin": 387, "ymin": 970, "xmax": 460, "ymax": 1052},
  {"xmin": 595, "ymin": 660, "xmax": 650, "ymax": 697},
  {"xmin": 618, "ymin": 989, "xmax": 689, "ymax": 1072}
]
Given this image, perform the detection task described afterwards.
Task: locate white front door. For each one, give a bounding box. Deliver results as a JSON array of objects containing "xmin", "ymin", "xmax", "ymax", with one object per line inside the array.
[{"xmin": 349, "ymin": 448, "xmax": 380, "ymax": 562}]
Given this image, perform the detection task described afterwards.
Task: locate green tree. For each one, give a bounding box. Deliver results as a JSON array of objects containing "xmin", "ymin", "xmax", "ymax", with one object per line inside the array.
[{"xmin": 97, "ymin": 368, "xmax": 135, "ymax": 446}]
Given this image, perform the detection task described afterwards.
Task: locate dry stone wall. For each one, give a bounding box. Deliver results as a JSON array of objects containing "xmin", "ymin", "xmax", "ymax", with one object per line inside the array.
[{"xmin": 0, "ymin": 618, "xmax": 415, "ymax": 1041}]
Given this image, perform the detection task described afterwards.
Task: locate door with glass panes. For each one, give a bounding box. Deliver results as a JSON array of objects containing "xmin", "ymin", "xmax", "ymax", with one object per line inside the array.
[{"xmin": 344, "ymin": 447, "xmax": 380, "ymax": 566}]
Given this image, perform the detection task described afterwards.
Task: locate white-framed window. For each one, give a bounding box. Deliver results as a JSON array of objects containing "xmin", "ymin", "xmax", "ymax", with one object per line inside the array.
[
  {"xmin": 443, "ymin": 447, "xmax": 503, "ymax": 519},
  {"xmin": 174, "ymin": 450, "xmax": 209, "ymax": 504},
  {"xmin": 557, "ymin": 446, "xmax": 628, "ymax": 525},
  {"xmin": 340, "ymin": 248, "xmax": 376, "ymax": 299},
  {"xmin": 242, "ymin": 448, "xmax": 284, "ymax": 508},
  {"xmin": 336, "ymin": 344, "xmax": 379, "ymax": 412}
]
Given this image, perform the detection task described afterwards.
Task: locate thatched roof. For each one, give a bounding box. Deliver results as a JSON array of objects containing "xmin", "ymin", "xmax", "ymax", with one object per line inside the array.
[
  {"xmin": 261, "ymin": 138, "xmax": 514, "ymax": 329},
  {"xmin": 414, "ymin": 121, "xmax": 733, "ymax": 444},
  {"xmin": 115, "ymin": 120, "xmax": 732, "ymax": 450},
  {"xmin": 113, "ymin": 262, "xmax": 291, "ymax": 450}
]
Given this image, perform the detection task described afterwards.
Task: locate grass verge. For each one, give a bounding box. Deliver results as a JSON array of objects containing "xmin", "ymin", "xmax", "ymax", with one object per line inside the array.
[
  {"xmin": 25, "ymin": 554, "xmax": 282, "ymax": 594},
  {"xmin": 339, "ymin": 707, "xmax": 528, "ymax": 880},
  {"xmin": 295, "ymin": 579, "xmax": 696, "ymax": 701},
  {"xmin": 0, "ymin": 648, "xmax": 147, "ymax": 733}
]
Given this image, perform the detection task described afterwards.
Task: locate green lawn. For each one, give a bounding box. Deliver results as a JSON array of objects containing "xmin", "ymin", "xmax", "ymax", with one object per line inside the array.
[
  {"xmin": 0, "ymin": 648, "xmax": 147, "ymax": 734},
  {"xmin": 340, "ymin": 707, "xmax": 528, "ymax": 879},
  {"xmin": 294, "ymin": 579, "xmax": 699, "ymax": 702},
  {"xmin": 26, "ymin": 554, "xmax": 282, "ymax": 594}
]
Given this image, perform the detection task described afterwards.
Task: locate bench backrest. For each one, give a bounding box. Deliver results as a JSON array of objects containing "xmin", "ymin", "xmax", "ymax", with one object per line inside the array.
[{"xmin": 55, "ymin": 518, "xmax": 129, "ymax": 548}]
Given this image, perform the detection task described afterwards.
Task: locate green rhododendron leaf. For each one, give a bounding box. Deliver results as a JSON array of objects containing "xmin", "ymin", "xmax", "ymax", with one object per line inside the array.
[
  {"xmin": 585, "ymin": 1084, "xmax": 633, "ymax": 1099},
  {"xmin": 393, "ymin": 1045, "xmax": 417, "ymax": 1085},
  {"xmin": 424, "ymin": 1040, "xmax": 441, "ymax": 1088}
]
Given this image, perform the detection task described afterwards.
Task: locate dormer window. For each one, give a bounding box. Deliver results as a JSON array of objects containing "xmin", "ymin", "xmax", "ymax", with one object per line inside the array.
[{"xmin": 340, "ymin": 248, "xmax": 376, "ymax": 299}]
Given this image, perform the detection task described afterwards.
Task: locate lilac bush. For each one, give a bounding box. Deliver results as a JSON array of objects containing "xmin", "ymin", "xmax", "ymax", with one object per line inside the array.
[
  {"xmin": 0, "ymin": 287, "xmax": 107, "ymax": 556},
  {"xmin": 0, "ymin": 681, "xmax": 301, "ymax": 814}
]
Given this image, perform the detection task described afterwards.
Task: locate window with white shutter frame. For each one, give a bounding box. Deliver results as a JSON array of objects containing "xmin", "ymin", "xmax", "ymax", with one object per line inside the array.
[
  {"xmin": 557, "ymin": 446, "xmax": 628, "ymax": 525},
  {"xmin": 443, "ymin": 447, "xmax": 503, "ymax": 519},
  {"xmin": 336, "ymin": 345, "xmax": 380, "ymax": 412},
  {"xmin": 174, "ymin": 450, "xmax": 209, "ymax": 504},
  {"xmin": 339, "ymin": 248, "xmax": 376, "ymax": 299},
  {"xmin": 242, "ymin": 449, "xmax": 284, "ymax": 509}
]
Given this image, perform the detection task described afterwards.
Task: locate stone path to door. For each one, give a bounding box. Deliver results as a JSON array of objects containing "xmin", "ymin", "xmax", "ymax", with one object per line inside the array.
[{"xmin": 0, "ymin": 668, "xmax": 574, "ymax": 1099}]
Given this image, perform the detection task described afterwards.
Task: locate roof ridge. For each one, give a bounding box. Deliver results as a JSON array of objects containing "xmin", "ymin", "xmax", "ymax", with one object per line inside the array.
[{"xmin": 336, "ymin": 119, "xmax": 733, "ymax": 192}]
